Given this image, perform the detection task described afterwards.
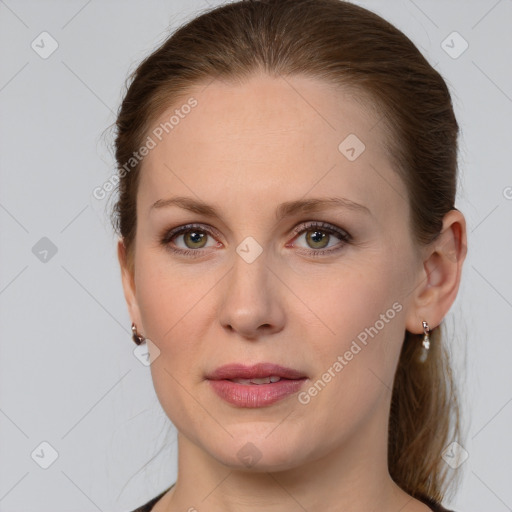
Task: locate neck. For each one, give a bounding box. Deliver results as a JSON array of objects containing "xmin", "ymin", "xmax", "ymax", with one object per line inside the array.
[{"xmin": 161, "ymin": 399, "xmax": 425, "ymax": 512}]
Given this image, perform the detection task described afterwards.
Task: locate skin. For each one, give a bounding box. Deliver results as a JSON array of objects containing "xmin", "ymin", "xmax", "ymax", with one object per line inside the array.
[{"xmin": 118, "ymin": 73, "xmax": 467, "ymax": 512}]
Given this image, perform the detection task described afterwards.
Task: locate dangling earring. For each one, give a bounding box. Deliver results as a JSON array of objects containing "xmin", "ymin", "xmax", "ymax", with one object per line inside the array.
[
  {"xmin": 131, "ymin": 322, "xmax": 145, "ymax": 345},
  {"xmin": 418, "ymin": 320, "xmax": 430, "ymax": 363}
]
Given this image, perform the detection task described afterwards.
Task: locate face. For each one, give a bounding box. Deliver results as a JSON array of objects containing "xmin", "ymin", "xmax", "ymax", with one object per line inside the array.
[{"xmin": 120, "ymin": 73, "xmax": 423, "ymax": 471}]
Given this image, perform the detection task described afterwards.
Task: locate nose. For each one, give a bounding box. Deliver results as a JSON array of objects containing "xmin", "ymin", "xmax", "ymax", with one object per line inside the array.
[{"xmin": 218, "ymin": 249, "xmax": 286, "ymax": 340}]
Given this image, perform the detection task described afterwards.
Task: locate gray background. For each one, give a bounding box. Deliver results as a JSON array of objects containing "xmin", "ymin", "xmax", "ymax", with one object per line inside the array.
[{"xmin": 0, "ymin": 0, "xmax": 511, "ymax": 511}]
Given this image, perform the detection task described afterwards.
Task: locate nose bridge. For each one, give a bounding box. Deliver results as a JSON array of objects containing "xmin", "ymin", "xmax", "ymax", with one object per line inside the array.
[{"xmin": 229, "ymin": 238, "xmax": 271, "ymax": 302}]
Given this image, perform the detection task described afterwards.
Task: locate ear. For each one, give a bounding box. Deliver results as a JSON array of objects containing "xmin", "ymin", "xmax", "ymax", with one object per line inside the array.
[
  {"xmin": 405, "ymin": 209, "xmax": 468, "ymax": 334},
  {"xmin": 117, "ymin": 238, "xmax": 142, "ymax": 329}
]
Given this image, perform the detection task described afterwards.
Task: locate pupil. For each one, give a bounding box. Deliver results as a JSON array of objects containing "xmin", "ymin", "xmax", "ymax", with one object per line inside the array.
[
  {"xmin": 312, "ymin": 231, "xmax": 323, "ymax": 243},
  {"xmin": 310, "ymin": 230, "xmax": 327, "ymax": 248},
  {"xmin": 188, "ymin": 231, "xmax": 204, "ymax": 247}
]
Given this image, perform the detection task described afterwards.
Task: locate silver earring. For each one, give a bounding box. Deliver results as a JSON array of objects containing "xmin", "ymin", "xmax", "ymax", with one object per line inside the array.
[
  {"xmin": 418, "ymin": 320, "xmax": 430, "ymax": 363},
  {"xmin": 131, "ymin": 322, "xmax": 145, "ymax": 345}
]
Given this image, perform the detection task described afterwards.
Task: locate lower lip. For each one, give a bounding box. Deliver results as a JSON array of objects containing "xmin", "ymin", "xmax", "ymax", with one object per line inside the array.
[{"xmin": 208, "ymin": 378, "xmax": 307, "ymax": 408}]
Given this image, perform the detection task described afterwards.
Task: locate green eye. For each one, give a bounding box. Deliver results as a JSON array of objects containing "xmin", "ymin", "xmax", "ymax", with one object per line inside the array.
[
  {"xmin": 290, "ymin": 221, "xmax": 351, "ymax": 256},
  {"xmin": 181, "ymin": 230, "xmax": 208, "ymax": 249},
  {"xmin": 161, "ymin": 224, "xmax": 218, "ymax": 257},
  {"xmin": 161, "ymin": 221, "xmax": 351, "ymax": 258},
  {"xmin": 305, "ymin": 229, "xmax": 332, "ymax": 249}
]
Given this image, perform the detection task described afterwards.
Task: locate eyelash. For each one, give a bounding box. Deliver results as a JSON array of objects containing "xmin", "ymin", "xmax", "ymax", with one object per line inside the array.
[{"xmin": 159, "ymin": 221, "xmax": 352, "ymax": 258}]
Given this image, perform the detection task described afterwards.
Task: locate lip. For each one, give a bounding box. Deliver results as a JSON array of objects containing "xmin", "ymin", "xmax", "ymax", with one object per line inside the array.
[
  {"xmin": 206, "ymin": 363, "xmax": 307, "ymax": 408},
  {"xmin": 206, "ymin": 362, "xmax": 306, "ymax": 381}
]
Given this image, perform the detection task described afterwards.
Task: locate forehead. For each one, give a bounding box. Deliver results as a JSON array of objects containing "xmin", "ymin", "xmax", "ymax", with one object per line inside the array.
[
  {"xmin": 139, "ymin": 73, "xmax": 408, "ymax": 224},
  {"xmin": 163, "ymin": 73, "xmax": 385, "ymax": 155}
]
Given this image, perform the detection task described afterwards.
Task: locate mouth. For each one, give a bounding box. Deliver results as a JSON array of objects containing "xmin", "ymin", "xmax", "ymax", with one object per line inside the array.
[
  {"xmin": 206, "ymin": 362, "xmax": 307, "ymax": 408},
  {"xmin": 206, "ymin": 362, "xmax": 307, "ymax": 381},
  {"xmin": 227, "ymin": 375, "xmax": 287, "ymax": 385}
]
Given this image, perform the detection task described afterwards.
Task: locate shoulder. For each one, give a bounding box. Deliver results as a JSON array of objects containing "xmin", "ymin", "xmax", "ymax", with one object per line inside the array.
[
  {"xmin": 129, "ymin": 487, "xmax": 459, "ymax": 512},
  {"xmin": 128, "ymin": 485, "xmax": 174, "ymax": 512},
  {"xmin": 431, "ymin": 505, "xmax": 457, "ymax": 512},
  {"xmin": 419, "ymin": 495, "xmax": 458, "ymax": 512}
]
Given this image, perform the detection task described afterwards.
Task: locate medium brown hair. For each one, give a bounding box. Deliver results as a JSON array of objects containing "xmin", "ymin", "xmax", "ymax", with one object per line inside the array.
[{"xmin": 111, "ymin": 0, "xmax": 463, "ymax": 505}]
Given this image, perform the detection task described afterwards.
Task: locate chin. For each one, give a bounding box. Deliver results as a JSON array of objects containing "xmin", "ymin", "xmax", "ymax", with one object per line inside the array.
[{"xmin": 204, "ymin": 427, "xmax": 309, "ymax": 472}]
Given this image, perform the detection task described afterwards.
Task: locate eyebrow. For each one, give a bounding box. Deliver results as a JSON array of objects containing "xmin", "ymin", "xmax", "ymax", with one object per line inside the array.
[{"xmin": 150, "ymin": 195, "xmax": 372, "ymax": 221}]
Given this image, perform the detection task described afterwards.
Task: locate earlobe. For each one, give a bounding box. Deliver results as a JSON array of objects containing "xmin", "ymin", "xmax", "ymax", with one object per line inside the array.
[{"xmin": 405, "ymin": 209, "xmax": 467, "ymax": 334}]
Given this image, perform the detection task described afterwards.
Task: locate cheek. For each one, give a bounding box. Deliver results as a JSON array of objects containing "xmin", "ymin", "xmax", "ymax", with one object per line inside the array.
[
  {"xmin": 135, "ymin": 267, "xmax": 205, "ymax": 356},
  {"xmin": 133, "ymin": 258, "xmax": 212, "ymax": 434},
  {"xmin": 299, "ymin": 256, "xmax": 409, "ymax": 447},
  {"xmin": 296, "ymin": 252, "xmax": 407, "ymax": 405},
  {"xmin": 133, "ymin": 250, "xmax": 220, "ymax": 380},
  {"xmin": 299, "ymin": 252, "xmax": 403, "ymax": 349}
]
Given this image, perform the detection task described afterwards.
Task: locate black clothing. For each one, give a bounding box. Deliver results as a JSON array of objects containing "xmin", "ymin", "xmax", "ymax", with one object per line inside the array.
[{"xmin": 129, "ymin": 484, "xmax": 457, "ymax": 512}]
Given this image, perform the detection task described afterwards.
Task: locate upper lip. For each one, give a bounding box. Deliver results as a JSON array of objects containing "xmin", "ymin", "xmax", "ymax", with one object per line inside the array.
[{"xmin": 206, "ymin": 362, "xmax": 306, "ymax": 380}]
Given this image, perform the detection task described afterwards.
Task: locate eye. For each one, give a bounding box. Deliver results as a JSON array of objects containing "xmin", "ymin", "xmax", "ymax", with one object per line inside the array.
[
  {"xmin": 160, "ymin": 224, "xmax": 220, "ymax": 257},
  {"xmin": 160, "ymin": 221, "xmax": 351, "ymax": 258},
  {"xmin": 289, "ymin": 221, "xmax": 351, "ymax": 256}
]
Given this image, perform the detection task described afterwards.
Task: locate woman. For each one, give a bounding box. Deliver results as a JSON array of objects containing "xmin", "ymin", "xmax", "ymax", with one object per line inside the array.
[{"xmin": 112, "ymin": 0, "xmax": 467, "ymax": 510}]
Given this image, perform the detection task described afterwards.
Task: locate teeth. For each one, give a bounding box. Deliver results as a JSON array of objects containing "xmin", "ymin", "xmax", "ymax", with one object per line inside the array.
[
  {"xmin": 230, "ymin": 375, "xmax": 282, "ymax": 385},
  {"xmin": 250, "ymin": 377, "xmax": 272, "ymax": 385},
  {"xmin": 231, "ymin": 378, "xmax": 252, "ymax": 385}
]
